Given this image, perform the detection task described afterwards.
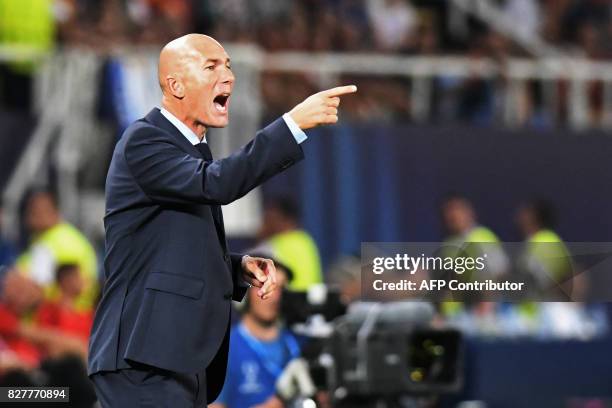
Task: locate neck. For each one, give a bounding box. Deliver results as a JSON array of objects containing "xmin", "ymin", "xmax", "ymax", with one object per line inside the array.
[
  {"xmin": 461, "ymin": 223, "xmax": 476, "ymax": 235},
  {"xmin": 243, "ymin": 314, "xmax": 279, "ymax": 341},
  {"xmin": 161, "ymin": 101, "xmax": 207, "ymax": 141},
  {"xmin": 39, "ymin": 218, "xmax": 61, "ymax": 234},
  {"xmin": 277, "ymin": 221, "xmax": 299, "ymax": 234},
  {"xmin": 59, "ymin": 292, "xmax": 77, "ymax": 308},
  {"xmin": 525, "ymin": 226, "xmax": 541, "ymax": 237}
]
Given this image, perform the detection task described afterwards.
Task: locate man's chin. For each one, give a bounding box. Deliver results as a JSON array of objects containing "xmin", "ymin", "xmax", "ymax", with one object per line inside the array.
[
  {"xmin": 207, "ymin": 116, "xmax": 229, "ymax": 128},
  {"xmin": 251, "ymin": 313, "xmax": 278, "ymax": 328}
]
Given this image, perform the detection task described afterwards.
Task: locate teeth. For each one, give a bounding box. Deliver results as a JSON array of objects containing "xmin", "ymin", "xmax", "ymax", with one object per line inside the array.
[{"xmin": 214, "ymin": 101, "xmax": 227, "ymax": 113}]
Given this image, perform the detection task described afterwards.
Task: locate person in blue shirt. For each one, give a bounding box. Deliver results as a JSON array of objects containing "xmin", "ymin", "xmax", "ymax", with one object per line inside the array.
[{"xmin": 211, "ymin": 257, "xmax": 300, "ymax": 408}]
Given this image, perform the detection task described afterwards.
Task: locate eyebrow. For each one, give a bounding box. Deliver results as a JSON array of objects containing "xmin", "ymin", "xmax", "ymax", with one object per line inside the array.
[{"xmin": 204, "ymin": 58, "xmax": 231, "ymax": 65}]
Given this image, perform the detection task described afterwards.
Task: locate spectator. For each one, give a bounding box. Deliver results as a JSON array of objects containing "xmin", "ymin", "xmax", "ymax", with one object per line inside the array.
[
  {"xmin": 251, "ymin": 0, "xmax": 294, "ymax": 26},
  {"xmin": 440, "ymin": 193, "xmax": 508, "ymax": 279},
  {"xmin": 15, "ymin": 189, "xmax": 98, "ymax": 312},
  {"xmin": 35, "ymin": 264, "xmax": 94, "ymax": 343},
  {"xmin": 439, "ymin": 193, "xmax": 508, "ymax": 313},
  {"xmin": 258, "ymin": 196, "xmax": 322, "ymax": 292},
  {"xmin": 516, "ymin": 200, "xmax": 573, "ymax": 294},
  {"xmin": 366, "ymin": 0, "xmax": 418, "ymax": 52},
  {"xmin": 310, "ymin": 5, "xmax": 339, "ymax": 51},
  {"xmin": 0, "ymin": 339, "xmax": 30, "ymax": 377},
  {"xmin": 131, "ymin": 0, "xmax": 193, "ymax": 43},
  {"xmin": 0, "ymin": 271, "xmax": 44, "ymax": 368},
  {"xmin": 0, "ymin": 268, "xmax": 88, "ymax": 366},
  {"xmin": 502, "ymin": 0, "xmax": 542, "ymax": 41},
  {"xmin": 0, "ymin": 0, "xmax": 56, "ymax": 112},
  {"xmin": 211, "ymin": 260, "xmax": 300, "ymax": 408}
]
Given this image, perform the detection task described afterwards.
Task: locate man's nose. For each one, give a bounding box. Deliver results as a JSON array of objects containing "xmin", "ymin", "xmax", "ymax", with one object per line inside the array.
[{"xmin": 220, "ymin": 67, "xmax": 235, "ymax": 85}]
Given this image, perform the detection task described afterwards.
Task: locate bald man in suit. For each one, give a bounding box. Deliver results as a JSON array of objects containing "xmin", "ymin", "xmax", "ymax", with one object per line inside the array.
[{"xmin": 87, "ymin": 34, "xmax": 356, "ymax": 407}]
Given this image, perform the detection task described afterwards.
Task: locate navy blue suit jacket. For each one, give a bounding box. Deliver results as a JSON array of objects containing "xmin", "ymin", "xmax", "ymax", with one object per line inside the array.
[{"xmin": 88, "ymin": 108, "xmax": 303, "ymax": 401}]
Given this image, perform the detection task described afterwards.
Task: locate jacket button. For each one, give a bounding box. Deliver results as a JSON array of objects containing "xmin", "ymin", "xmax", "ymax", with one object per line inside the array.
[
  {"xmin": 223, "ymin": 292, "xmax": 233, "ymax": 300},
  {"xmin": 224, "ymin": 254, "xmax": 230, "ymax": 262}
]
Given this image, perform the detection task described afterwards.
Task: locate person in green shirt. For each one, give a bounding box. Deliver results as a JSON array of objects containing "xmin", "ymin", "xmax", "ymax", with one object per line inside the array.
[
  {"xmin": 15, "ymin": 189, "xmax": 98, "ymax": 312},
  {"xmin": 258, "ymin": 196, "xmax": 322, "ymax": 292}
]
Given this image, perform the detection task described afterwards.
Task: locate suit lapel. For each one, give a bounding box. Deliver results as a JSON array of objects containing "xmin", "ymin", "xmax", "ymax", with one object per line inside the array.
[
  {"xmin": 144, "ymin": 108, "xmax": 200, "ymax": 157},
  {"xmin": 144, "ymin": 108, "xmax": 228, "ymax": 252}
]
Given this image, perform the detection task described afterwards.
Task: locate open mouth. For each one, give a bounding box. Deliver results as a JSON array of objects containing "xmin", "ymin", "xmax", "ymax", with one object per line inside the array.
[{"xmin": 213, "ymin": 93, "xmax": 230, "ymax": 114}]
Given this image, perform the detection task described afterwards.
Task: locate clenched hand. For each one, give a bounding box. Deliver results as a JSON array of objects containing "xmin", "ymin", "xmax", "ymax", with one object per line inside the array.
[{"xmin": 241, "ymin": 255, "xmax": 277, "ymax": 300}]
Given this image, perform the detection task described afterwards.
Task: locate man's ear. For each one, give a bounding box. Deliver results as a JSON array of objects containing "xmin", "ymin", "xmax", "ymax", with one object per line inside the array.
[{"xmin": 167, "ymin": 77, "xmax": 185, "ymax": 99}]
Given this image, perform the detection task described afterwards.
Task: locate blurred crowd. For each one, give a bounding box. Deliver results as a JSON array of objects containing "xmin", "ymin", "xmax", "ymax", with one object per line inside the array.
[
  {"xmin": 0, "ymin": 190, "xmax": 97, "ymax": 406},
  {"xmin": 18, "ymin": 0, "xmax": 610, "ymax": 56},
  {"xmin": 1, "ymin": 0, "xmax": 612, "ymax": 126}
]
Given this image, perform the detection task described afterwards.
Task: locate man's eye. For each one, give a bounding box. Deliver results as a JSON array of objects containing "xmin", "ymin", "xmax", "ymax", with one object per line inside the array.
[{"xmin": 205, "ymin": 65, "xmax": 214, "ymax": 70}]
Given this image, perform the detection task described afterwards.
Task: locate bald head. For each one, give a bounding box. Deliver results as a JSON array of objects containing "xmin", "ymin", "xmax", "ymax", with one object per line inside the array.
[
  {"xmin": 158, "ymin": 34, "xmax": 235, "ymax": 135},
  {"xmin": 158, "ymin": 34, "xmax": 223, "ymax": 93}
]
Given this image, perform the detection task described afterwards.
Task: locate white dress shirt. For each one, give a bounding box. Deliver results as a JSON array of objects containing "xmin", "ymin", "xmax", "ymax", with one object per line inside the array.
[
  {"xmin": 160, "ymin": 108, "xmax": 203, "ymax": 145},
  {"xmin": 159, "ymin": 108, "xmax": 307, "ymax": 146}
]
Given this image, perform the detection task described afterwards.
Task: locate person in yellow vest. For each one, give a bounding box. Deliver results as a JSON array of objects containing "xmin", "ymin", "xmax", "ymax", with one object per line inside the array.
[
  {"xmin": 0, "ymin": 0, "xmax": 55, "ymax": 54},
  {"xmin": 516, "ymin": 200, "xmax": 573, "ymax": 299},
  {"xmin": 15, "ymin": 189, "xmax": 98, "ymax": 312},
  {"xmin": 258, "ymin": 196, "xmax": 322, "ymax": 292},
  {"xmin": 0, "ymin": 0, "xmax": 56, "ymax": 110},
  {"xmin": 440, "ymin": 193, "xmax": 509, "ymax": 279},
  {"xmin": 439, "ymin": 193, "xmax": 508, "ymax": 314}
]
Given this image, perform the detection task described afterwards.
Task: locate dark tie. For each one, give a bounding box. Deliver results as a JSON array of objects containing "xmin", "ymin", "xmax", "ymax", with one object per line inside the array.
[
  {"xmin": 195, "ymin": 142, "xmax": 213, "ymax": 161},
  {"xmin": 195, "ymin": 142, "xmax": 226, "ymax": 250}
]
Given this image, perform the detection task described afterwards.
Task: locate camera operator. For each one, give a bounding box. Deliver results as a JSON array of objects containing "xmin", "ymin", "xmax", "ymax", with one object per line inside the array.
[{"xmin": 210, "ymin": 258, "xmax": 300, "ymax": 408}]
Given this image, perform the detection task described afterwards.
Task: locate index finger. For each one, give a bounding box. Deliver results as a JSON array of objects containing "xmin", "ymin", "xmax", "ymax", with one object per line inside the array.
[
  {"xmin": 263, "ymin": 260, "xmax": 277, "ymax": 284},
  {"xmin": 320, "ymin": 85, "xmax": 358, "ymax": 98},
  {"xmin": 248, "ymin": 262, "xmax": 267, "ymax": 283}
]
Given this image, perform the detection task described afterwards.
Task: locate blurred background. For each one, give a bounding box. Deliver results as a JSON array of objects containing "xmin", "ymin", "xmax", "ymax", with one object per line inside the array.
[{"xmin": 1, "ymin": 0, "xmax": 612, "ymax": 407}]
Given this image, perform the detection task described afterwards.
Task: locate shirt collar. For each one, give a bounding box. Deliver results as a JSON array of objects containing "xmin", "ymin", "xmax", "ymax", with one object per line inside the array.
[{"xmin": 159, "ymin": 107, "xmax": 206, "ymax": 145}]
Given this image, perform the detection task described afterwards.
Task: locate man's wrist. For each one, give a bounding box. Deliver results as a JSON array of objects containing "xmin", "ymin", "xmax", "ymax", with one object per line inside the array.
[
  {"xmin": 241, "ymin": 255, "xmax": 249, "ymax": 270},
  {"xmin": 282, "ymin": 113, "xmax": 307, "ymax": 144},
  {"xmin": 240, "ymin": 255, "xmax": 253, "ymax": 288}
]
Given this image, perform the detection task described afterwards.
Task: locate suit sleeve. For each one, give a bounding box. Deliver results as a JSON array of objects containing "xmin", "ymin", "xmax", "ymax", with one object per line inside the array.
[
  {"xmin": 230, "ymin": 253, "xmax": 248, "ymax": 301},
  {"xmin": 124, "ymin": 118, "xmax": 304, "ymax": 206}
]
